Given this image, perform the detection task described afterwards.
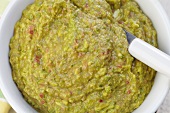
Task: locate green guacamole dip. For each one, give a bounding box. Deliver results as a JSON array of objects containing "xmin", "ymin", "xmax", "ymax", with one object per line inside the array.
[{"xmin": 10, "ymin": 0, "xmax": 157, "ymax": 113}]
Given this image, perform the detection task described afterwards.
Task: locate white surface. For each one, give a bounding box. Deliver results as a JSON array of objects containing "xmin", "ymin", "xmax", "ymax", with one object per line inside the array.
[
  {"xmin": 157, "ymin": 90, "xmax": 170, "ymax": 113},
  {"xmin": 0, "ymin": 0, "xmax": 170, "ymax": 113},
  {"xmin": 129, "ymin": 38, "xmax": 170, "ymax": 78},
  {"xmin": 0, "ymin": 0, "xmax": 10, "ymax": 15}
]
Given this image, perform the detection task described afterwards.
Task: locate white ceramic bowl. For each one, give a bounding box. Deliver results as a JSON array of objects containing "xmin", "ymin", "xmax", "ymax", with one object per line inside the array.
[{"xmin": 0, "ymin": 0, "xmax": 170, "ymax": 113}]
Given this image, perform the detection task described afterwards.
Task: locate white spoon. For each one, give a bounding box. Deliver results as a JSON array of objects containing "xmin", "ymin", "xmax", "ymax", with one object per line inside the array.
[{"xmin": 124, "ymin": 30, "xmax": 170, "ymax": 77}]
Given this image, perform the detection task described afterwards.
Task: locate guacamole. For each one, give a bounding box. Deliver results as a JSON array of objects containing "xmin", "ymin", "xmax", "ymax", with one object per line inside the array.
[{"xmin": 9, "ymin": 0, "xmax": 157, "ymax": 113}]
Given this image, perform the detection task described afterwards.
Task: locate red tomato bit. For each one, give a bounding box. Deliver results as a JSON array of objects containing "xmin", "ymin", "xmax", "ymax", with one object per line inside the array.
[
  {"xmin": 127, "ymin": 90, "xmax": 131, "ymax": 94},
  {"xmin": 41, "ymin": 100, "xmax": 45, "ymax": 104},
  {"xmin": 126, "ymin": 80, "xmax": 130, "ymax": 84},
  {"xmin": 85, "ymin": 3, "xmax": 89, "ymax": 8},
  {"xmin": 99, "ymin": 99, "xmax": 103, "ymax": 103},
  {"xmin": 29, "ymin": 25, "xmax": 34, "ymax": 35},
  {"xmin": 35, "ymin": 55, "xmax": 41, "ymax": 64},
  {"xmin": 39, "ymin": 93, "xmax": 44, "ymax": 98}
]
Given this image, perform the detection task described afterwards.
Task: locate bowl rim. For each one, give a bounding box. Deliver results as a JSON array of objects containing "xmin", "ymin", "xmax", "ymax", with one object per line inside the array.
[{"xmin": 0, "ymin": 0, "xmax": 170, "ymax": 113}]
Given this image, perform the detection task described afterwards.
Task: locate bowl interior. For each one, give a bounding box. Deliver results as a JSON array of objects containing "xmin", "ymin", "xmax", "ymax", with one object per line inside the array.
[{"xmin": 0, "ymin": 0, "xmax": 170, "ymax": 113}]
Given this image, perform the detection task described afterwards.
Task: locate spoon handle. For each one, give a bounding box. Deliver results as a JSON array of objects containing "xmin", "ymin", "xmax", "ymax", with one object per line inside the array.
[{"xmin": 129, "ymin": 38, "xmax": 170, "ymax": 77}]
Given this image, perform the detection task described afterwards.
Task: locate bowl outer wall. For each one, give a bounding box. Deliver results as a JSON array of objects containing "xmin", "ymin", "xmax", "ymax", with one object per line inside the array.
[{"xmin": 0, "ymin": 0, "xmax": 170, "ymax": 113}]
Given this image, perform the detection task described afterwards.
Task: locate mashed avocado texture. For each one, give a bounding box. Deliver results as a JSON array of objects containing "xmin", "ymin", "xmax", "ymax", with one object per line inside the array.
[{"xmin": 10, "ymin": 0, "xmax": 157, "ymax": 113}]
